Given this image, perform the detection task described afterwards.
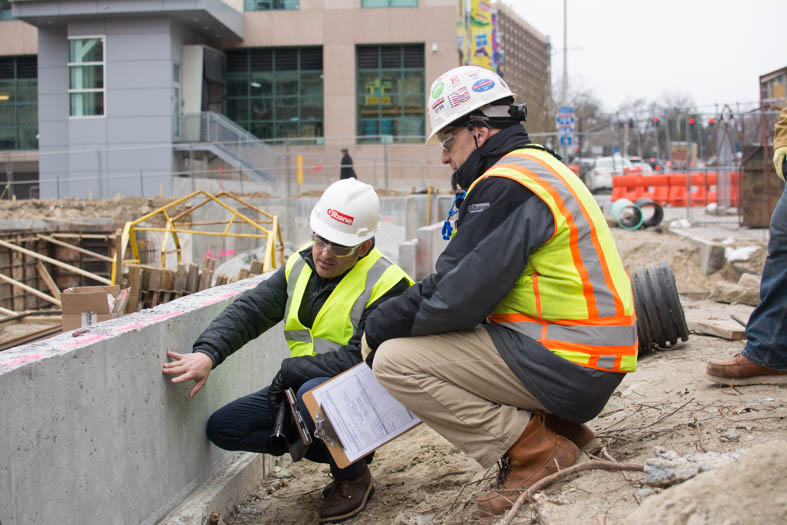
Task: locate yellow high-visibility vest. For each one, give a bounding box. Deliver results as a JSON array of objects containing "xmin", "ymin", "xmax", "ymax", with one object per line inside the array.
[
  {"xmin": 283, "ymin": 246, "xmax": 413, "ymax": 357},
  {"xmin": 465, "ymin": 147, "xmax": 638, "ymax": 372}
]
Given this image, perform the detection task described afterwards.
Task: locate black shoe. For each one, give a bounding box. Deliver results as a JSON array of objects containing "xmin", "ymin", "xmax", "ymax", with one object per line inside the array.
[{"xmin": 318, "ymin": 464, "xmax": 374, "ymax": 523}]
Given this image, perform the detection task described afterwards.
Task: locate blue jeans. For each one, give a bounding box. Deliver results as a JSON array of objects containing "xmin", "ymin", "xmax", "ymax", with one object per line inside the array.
[
  {"xmin": 206, "ymin": 377, "xmax": 368, "ymax": 481},
  {"xmin": 742, "ymin": 179, "xmax": 787, "ymax": 370}
]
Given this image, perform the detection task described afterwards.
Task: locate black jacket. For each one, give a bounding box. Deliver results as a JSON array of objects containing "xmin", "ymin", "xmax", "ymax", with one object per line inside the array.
[
  {"xmin": 193, "ymin": 244, "xmax": 410, "ymax": 392},
  {"xmin": 364, "ymin": 125, "xmax": 624, "ymax": 423},
  {"xmin": 340, "ymin": 153, "xmax": 356, "ymax": 179}
]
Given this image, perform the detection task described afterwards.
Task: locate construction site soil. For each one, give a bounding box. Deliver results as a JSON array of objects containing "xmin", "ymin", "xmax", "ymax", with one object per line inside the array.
[{"xmin": 1, "ymin": 197, "xmax": 785, "ymax": 524}]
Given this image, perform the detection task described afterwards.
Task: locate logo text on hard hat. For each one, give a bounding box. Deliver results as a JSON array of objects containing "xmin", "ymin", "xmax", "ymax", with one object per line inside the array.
[
  {"xmin": 472, "ymin": 79, "xmax": 495, "ymax": 93},
  {"xmin": 431, "ymin": 97, "xmax": 445, "ymax": 114},
  {"xmin": 327, "ymin": 208, "xmax": 354, "ymax": 226}
]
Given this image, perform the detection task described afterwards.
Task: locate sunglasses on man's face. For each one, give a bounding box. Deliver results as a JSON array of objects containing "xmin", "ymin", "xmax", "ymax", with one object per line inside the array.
[{"xmin": 311, "ymin": 234, "xmax": 359, "ymax": 258}]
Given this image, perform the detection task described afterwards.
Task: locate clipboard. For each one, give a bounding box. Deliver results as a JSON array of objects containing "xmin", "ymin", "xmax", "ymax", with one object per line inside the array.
[{"xmin": 302, "ymin": 363, "xmax": 421, "ymax": 469}]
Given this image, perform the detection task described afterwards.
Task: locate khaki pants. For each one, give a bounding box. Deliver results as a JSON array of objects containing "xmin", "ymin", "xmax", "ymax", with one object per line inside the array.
[{"xmin": 373, "ymin": 326, "xmax": 546, "ymax": 468}]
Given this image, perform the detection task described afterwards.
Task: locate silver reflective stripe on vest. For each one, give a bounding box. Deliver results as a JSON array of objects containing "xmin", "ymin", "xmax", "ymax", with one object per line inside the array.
[
  {"xmin": 496, "ymin": 320, "xmax": 636, "ymax": 347},
  {"xmin": 349, "ymin": 256, "xmax": 393, "ymax": 328},
  {"xmin": 499, "ymin": 155, "xmax": 618, "ymax": 317},
  {"xmin": 313, "ymin": 338, "xmax": 343, "ymax": 354},
  {"xmin": 286, "ymin": 329, "xmax": 312, "ymax": 343},
  {"xmin": 285, "ymin": 256, "xmax": 307, "ymax": 317},
  {"xmin": 597, "ymin": 355, "xmax": 617, "ymax": 369}
]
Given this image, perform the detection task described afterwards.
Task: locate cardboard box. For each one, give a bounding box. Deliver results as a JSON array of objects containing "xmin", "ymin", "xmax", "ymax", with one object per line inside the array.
[{"xmin": 61, "ymin": 285, "xmax": 129, "ymax": 332}]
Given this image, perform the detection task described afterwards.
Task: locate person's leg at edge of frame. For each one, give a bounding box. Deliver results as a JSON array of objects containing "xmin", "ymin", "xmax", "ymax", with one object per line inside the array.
[
  {"xmin": 372, "ymin": 327, "xmax": 579, "ymax": 517},
  {"xmin": 296, "ymin": 378, "xmax": 374, "ymax": 524},
  {"xmin": 706, "ymin": 181, "xmax": 787, "ymax": 384}
]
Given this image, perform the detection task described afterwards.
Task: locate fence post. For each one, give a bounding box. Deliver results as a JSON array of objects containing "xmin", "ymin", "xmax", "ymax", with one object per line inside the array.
[{"xmin": 139, "ymin": 171, "xmax": 144, "ymax": 196}]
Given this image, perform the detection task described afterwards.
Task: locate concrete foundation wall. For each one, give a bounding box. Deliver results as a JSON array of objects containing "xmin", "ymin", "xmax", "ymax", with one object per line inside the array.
[{"xmin": 0, "ymin": 275, "xmax": 287, "ymax": 525}]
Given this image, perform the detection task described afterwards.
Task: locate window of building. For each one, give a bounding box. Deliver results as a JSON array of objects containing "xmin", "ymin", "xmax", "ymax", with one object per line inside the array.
[
  {"xmin": 356, "ymin": 44, "xmax": 424, "ymax": 143},
  {"xmin": 0, "ymin": 56, "xmax": 38, "ymax": 150},
  {"xmin": 0, "ymin": 0, "xmax": 13, "ymax": 21},
  {"xmin": 225, "ymin": 47, "xmax": 323, "ymax": 142},
  {"xmin": 68, "ymin": 37, "xmax": 105, "ymax": 117},
  {"xmin": 244, "ymin": 0, "xmax": 298, "ymax": 11},
  {"xmin": 361, "ymin": 0, "xmax": 418, "ymax": 7}
]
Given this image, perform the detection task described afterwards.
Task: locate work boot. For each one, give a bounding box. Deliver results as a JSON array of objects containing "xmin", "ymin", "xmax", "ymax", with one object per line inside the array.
[
  {"xmin": 477, "ymin": 412, "xmax": 580, "ymax": 518},
  {"xmin": 318, "ymin": 464, "xmax": 374, "ymax": 523},
  {"xmin": 706, "ymin": 353, "xmax": 787, "ymax": 386},
  {"xmin": 544, "ymin": 413, "xmax": 602, "ymax": 454}
]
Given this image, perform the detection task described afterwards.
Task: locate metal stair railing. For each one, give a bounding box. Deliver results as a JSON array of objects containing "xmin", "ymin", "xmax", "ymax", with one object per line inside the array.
[{"xmin": 179, "ymin": 112, "xmax": 281, "ymax": 182}]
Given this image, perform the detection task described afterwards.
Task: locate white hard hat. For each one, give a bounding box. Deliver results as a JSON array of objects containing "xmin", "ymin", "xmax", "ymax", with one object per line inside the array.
[
  {"xmin": 310, "ymin": 179, "xmax": 381, "ymax": 246},
  {"xmin": 425, "ymin": 65, "xmax": 516, "ymax": 145}
]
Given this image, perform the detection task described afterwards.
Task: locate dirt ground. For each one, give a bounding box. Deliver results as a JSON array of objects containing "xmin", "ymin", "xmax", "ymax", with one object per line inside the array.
[
  {"xmin": 220, "ymin": 228, "xmax": 786, "ymax": 525},
  {"xmin": 1, "ymin": 198, "xmax": 784, "ymax": 523}
]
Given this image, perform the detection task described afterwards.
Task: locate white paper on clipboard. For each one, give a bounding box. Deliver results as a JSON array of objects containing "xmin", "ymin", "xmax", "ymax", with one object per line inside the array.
[{"xmin": 309, "ymin": 363, "xmax": 421, "ymax": 464}]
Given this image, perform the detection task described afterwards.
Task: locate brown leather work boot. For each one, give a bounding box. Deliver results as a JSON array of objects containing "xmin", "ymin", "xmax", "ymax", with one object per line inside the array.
[
  {"xmin": 477, "ymin": 412, "xmax": 580, "ymax": 518},
  {"xmin": 544, "ymin": 413, "xmax": 602, "ymax": 454},
  {"xmin": 706, "ymin": 353, "xmax": 787, "ymax": 386},
  {"xmin": 319, "ymin": 464, "xmax": 374, "ymax": 523}
]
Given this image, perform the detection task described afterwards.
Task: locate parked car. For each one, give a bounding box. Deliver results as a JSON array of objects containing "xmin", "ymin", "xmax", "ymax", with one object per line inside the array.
[
  {"xmin": 586, "ymin": 156, "xmax": 631, "ymax": 193},
  {"xmin": 627, "ymin": 156, "xmax": 654, "ymax": 175}
]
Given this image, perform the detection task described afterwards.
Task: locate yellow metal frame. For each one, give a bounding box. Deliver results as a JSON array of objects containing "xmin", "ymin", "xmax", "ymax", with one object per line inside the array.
[{"xmin": 112, "ymin": 191, "xmax": 285, "ymax": 283}]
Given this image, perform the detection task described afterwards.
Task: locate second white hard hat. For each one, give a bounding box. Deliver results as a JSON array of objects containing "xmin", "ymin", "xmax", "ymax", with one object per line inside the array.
[
  {"xmin": 425, "ymin": 65, "xmax": 516, "ymax": 145},
  {"xmin": 310, "ymin": 178, "xmax": 381, "ymax": 246}
]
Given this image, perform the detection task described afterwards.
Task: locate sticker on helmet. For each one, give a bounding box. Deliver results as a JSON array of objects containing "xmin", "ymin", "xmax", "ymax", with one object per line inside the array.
[
  {"xmin": 449, "ymin": 75, "xmax": 461, "ymax": 86},
  {"xmin": 431, "ymin": 97, "xmax": 446, "ymax": 114},
  {"xmin": 431, "ymin": 82, "xmax": 444, "ymax": 99},
  {"xmin": 448, "ymin": 87, "xmax": 470, "ymax": 108},
  {"xmin": 472, "ymin": 79, "xmax": 495, "ymax": 93},
  {"xmin": 326, "ymin": 208, "xmax": 354, "ymax": 226}
]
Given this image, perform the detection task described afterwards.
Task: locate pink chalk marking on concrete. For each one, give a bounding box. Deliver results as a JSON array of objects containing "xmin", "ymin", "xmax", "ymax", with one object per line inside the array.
[
  {"xmin": 150, "ymin": 312, "xmax": 182, "ymax": 323},
  {"xmin": 114, "ymin": 323, "xmax": 145, "ymax": 333},
  {"xmin": 201, "ymin": 290, "xmax": 241, "ymax": 307},
  {"xmin": 3, "ymin": 354, "xmax": 47, "ymax": 366}
]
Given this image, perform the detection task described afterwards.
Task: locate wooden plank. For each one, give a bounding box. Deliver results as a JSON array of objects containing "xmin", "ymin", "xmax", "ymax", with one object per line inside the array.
[
  {"xmin": 202, "ymin": 257, "xmax": 216, "ymax": 272},
  {"xmin": 249, "ymin": 260, "xmax": 264, "ymax": 275},
  {"xmin": 173, "ymin": 264, "xmax": 188, "ymax": 291},
  {"xmin": 160, "ymin": 269, "xmax": 173, "ymax": 304},
  {"xmin": 214, "ymin": 274, "xmax": 229, "ymax": 286},
  {"xmin": 147, "ymin": 269, "xmax": 162, "ymax": 307},
  {"xmin": 0, "ymin": 325, "xmax": 62, "ymax": 351},
  {"xmin": 186, "ymin": 263, "xmax": 199, "ymax": 292},
  {"xmin": 0, "ymin": 272, "xmax": 61, "ymax": 307},
  {"xmin": 238, "ymin": 268, "xmax": 250, "ymax": 281},
  {"xmin": 197, "ymin": 269, "xmax": 213, "ymax": 291},
  {"xmin": 36, "ymin": 234, "xmax": 115, "ymax": 262},
  {"xmin": 11, "ymin": 243, "xmax": 23, "ymax": 311},
  {"xmin": 0, "ymin": 238, "xmax": 113, "ymax": 285},
  {"xmin": 126, "ymin": 266, "xmax": 142, "ymax": 313},
  {"xmin": 36, "ymin": 262, "xmax": 61, "ymax": 301}
]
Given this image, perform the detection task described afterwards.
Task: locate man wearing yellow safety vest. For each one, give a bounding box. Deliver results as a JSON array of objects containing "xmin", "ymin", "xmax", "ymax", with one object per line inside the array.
[
  {"xmin": 361, "ymin": 65, "xmax": 638, "ymax": 518},
  {"xmin": 162, "ymin": 179, "xmax": 412, "ymax": 523}
]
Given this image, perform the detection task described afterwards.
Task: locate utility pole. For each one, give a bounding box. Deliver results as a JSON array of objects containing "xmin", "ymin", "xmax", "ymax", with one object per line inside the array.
[{"xmin": 560, "ymin": 0, "xmax": 568, "ymax": 160}]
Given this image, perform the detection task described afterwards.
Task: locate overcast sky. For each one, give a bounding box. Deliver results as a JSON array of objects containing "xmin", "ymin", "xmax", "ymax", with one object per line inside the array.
[{"xmin": 502, "ymin": 0, "xmax": 787, "ymax": 115}]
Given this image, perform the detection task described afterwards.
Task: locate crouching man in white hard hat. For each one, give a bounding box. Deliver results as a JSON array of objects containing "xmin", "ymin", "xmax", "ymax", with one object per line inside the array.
[
  {"xmin": 362, "ymin": 66, "xmax": 638, "ymax": 517},
  {"xmin": 163, "ymin": 179, "xmax": 412, "ymax": 523}
]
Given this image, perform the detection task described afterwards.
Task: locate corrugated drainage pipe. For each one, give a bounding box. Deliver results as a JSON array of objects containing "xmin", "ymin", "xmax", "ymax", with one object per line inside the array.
[
  {"xmin": 634, "ymin": 198, "xmax": 664, "ymax": 228},
  {"xmin": 632, "ymin": 261, "xmax": 689, "ymax": 354},
  {"xmin": 610, "ymin": 198, "xmax": 643, "ymax": 230}
]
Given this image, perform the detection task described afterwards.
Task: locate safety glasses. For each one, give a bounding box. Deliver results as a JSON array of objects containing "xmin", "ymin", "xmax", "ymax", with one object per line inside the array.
[
  {"xmin": 311, "ymin": 233, "xmax": 360, "ymax": 258},
  {"xmin": 438, "ymin": 128, "xmax": 460, "ymax": 152}
]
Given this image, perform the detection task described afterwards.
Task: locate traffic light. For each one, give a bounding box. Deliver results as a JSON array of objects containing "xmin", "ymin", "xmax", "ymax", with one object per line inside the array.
[
  {"xmin": 688, "ymin": 117, "xmax": 695, "ymax": 127},
  {"xmin": 652, "ymin": 116, "xmax": 660, "ymax": 127},
  {"xmin": 708, "ymin": 117, "xmax": 715, "ymax": 125}
]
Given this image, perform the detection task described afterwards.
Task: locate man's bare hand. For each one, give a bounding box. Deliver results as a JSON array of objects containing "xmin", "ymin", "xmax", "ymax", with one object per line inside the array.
[{"xmin": 162, "ymin": 351, "xmax": 213, "ymax": 398}]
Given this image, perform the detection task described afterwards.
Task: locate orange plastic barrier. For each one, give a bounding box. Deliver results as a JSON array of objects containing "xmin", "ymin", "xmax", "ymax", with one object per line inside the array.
[
  {"xmin": 731, "ymin": 172, "xmax": 739, "ymax": 206},
  {"xmin": 646, "ymin": 175, "xmax": 670, "ymax": 205},
  {"xmin": 689, "ymin": 173, "xmax": 712, "ymax": 205},
  {"xmin": 667, "ymin": 174, "xmax": 688, "ymax": 207}
]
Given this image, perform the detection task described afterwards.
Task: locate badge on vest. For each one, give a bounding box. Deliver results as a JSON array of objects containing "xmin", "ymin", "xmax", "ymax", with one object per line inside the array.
[{"xmin": 468, "ymin": 203, "xmax": 490, "ymax": 213}]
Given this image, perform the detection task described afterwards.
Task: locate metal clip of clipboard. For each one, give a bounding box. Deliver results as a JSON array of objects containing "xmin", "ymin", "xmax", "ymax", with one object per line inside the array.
[{"xmin": 313, "ymin": 409, "xmax": 341, "ymax": 448}]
